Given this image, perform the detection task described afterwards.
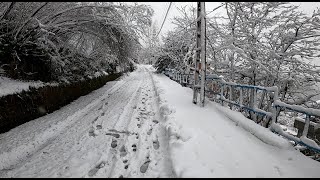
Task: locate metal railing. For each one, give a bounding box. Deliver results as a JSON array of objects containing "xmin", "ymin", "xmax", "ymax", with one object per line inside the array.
[{"xmin": 164, "ymin": 68, "xmax": 320, "ymax": 153}]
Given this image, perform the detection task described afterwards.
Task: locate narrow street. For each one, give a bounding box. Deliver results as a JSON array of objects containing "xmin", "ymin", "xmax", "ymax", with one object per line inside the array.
[
  {"xmin": 1, "ymin": 2, "xmax": 320, "ymax": 178},
  {"xmin": 0, "ymin": 65, "xmax": 174, "ymax": 178},
  {"xmin": 1, "ymin": 65, "xmax": 320, "ymax": 178}
]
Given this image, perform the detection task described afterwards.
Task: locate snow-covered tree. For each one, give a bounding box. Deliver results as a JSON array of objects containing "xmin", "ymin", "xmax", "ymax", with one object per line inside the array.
[
  {"xmin": 138, "ymin": 21, "xmax": 161, "ymax": 65},
  {"xmin": 155, "ymin": 2, "xmax": 320, "ymax": 127},
  {"xmin": 0, "ymin": 2, "xmax": 153, "ymax": 82},
  {"xmin": 153, "ymin": 5, "xmax": 196, "ymax": 73}
]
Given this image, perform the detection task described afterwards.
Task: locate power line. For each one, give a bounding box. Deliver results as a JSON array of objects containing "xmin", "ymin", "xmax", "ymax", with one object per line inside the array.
[
  {"xmin": 156, "ymin": 2, "xmax": 172, "ymax": 38},
  {"xmin": 206, "ymin": 3, "xmax": 225, "ymax": 16}
]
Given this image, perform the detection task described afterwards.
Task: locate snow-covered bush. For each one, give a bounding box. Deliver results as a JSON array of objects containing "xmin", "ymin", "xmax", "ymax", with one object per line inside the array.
[
  {"xmin": 0, "ymin": 2, "xmax": 153, "ymax": 82},
  {"xmin": 154, "ymin": 55, "xmax": 175, "ymax": 73}
]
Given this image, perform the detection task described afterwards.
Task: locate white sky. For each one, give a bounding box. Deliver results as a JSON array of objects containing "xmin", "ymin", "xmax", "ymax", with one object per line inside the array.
[{"xmin": 138, "ymin": 2, "xmax": 320, "ymax": 42}]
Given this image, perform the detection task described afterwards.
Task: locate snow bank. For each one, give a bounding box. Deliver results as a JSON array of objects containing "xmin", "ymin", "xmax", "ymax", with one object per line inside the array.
[
  {"xmin": 102, "ymin": 71, "xmax": 109, "ymax": 75},
  {"xmin": 153, "ymin": 73, "xmax": 320, "ymax": 178},
  {"xmin": 300, "ymin": 136, "xmax": 320, "ymax": 149},
  {"xmin": 0, "ymin": 76, "xmax": 45, "ymax": 97},
  {"xmin": 275, "ymin": 100, "xmax": 320, "ymax": 117},
  {"xmin": 214, "ymin": 105, "xmax": 293, "ymax": 149}
]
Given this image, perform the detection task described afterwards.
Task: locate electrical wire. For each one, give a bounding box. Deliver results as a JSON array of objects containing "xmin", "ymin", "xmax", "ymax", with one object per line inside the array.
[
  {"xmin": 156, "ymin": 2, "xmax": 172, "ymax": 37},
  {"xmin": 206, "ymin": 3, "xmax": 225, "ymax": 16}
]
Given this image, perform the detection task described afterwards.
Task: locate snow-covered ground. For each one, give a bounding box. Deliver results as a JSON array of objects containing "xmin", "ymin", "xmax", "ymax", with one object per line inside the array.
[
  {"xmin": 152, "ymin": 68, "xmax": 320, "ymax": 178},
  {"xmin": 0, "ymin": 66, "xmax": 173, "ymax": 178},
  {"xmin": 0, "ymin": 65, "xmax": 319, "ymax": 178}
]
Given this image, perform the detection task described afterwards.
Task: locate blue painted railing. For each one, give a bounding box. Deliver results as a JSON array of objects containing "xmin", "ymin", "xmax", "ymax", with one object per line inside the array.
[{"xmin": 164, "ymin": 68, "xmax": 320, "ymax": 153}]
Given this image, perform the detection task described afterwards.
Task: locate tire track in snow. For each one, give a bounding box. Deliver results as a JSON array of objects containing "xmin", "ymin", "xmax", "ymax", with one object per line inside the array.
[
  {"xmin": 90, "ymin": 67, "xmax": 150, "ymax": 178},
  {"xmin": 105, "ymin": 66, "xmax": 175, "ymax": 178}
]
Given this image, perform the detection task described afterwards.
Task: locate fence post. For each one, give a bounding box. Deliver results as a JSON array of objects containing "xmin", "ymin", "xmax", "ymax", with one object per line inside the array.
[
  {"xmin": 302, "ymin": 114, "xmax": 311, "ymax": 137},
  {"xmin": 271, "ymin": 87, "xmax": 279, "ymax": 125},
  {"xmin": 177, "ymin": 72, "xmax": 179, "ymax": 82},
  {"xmin": 253, "ymin": 88, "xmax": 257, "ymax": 108},
  {"xmin": 229, "ymin": 85, "xmax": 233, "ymax": 101},
  {"xmin": 220, "ymin": 82, "xmax": 224, "ymax": 106},
  {"xmin": 239, "ymin": 87, "xmax": 243, "ymax": 107}
]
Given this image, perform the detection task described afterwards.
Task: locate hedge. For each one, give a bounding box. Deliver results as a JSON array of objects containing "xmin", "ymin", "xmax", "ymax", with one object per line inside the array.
[{"xmin": 0, "ymin": 73, "xmax": 122, "ymax": 134}]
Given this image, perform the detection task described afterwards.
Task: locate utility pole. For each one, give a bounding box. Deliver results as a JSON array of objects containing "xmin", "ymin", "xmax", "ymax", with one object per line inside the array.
[
  {"xmin": 193, "ymin": 2, "xmax": 206, "ymax": 107},
  {"xmin": 199, "ymin": 2, "xmax": 206, "ymax": 107},
  {"xmin": 192, "ymin": 2, "xmax": 201, "ymax": 104}
]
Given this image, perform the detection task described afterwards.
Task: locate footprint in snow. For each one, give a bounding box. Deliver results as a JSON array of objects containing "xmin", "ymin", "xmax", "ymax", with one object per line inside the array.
[
  {"xmin": 89, "ymin": 128, "xmax": 99, "ymax": 137},
  {"xmin": 88, "ymin": 161, "xmax": 106, "ymax": 177},
  {"xmin": 106, "ymin": 133, "xmax": 120, "ymax": 138},
  {"xmin": 153, "ymin": 139, "xmax": 160, "ymax": 150},
  {"xmin": 132, "ymin": 144, "xmax": 137, "ymax": 152},
  {"xmin": 140, "ymin": 159, "xmax": 151, "ymax": 173},
  {"xmin": 92, "ymin": 116, "xmax": 99, "ymax": 123},
  {"xmin": 111, "ymin": 139, "xmax": 117, "ymax": 148},
  {"xmin": 120, "ymin": 145, "xmax": 127, "ymax": 157}
]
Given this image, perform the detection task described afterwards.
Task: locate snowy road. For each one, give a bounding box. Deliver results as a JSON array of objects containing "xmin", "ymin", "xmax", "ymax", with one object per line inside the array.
[
  {"xmin": 0, "ymin": 65, "xmax": 174, "ymax": 178},
  {"xmin": 1, "ymin": 65, "xmax": 320, "ymax": 178}
]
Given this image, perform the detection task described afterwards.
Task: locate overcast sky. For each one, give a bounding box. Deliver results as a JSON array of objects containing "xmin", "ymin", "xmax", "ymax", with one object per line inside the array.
[{"xmin": 138, "ymin": 2, "xmax": 320, "ymax": 42}]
